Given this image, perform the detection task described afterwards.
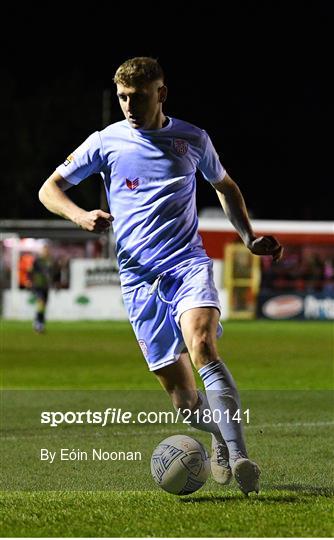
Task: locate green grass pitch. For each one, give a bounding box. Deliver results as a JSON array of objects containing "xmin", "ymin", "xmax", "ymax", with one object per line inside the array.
[{"xmin": 1, "ymin": 320, "xmax": 333, "ymax": 537}]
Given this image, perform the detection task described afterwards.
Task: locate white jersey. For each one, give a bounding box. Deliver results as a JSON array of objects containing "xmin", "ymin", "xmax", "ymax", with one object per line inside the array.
[{"xmin": 57, "ymin": 117, "xmax": 226, "ymax": 290}]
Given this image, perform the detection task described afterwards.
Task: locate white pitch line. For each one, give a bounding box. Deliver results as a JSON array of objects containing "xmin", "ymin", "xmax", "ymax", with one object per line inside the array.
[
  {"xmin": 246, "ymin": 421, "xmax": 334, "ymax": 429},
  {"xmin": 1, "ymin": 421, "xmax": 333, "ymax": 440}
]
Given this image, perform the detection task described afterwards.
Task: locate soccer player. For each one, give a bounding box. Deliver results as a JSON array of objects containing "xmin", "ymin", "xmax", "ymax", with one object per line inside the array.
[
  {"xmin": 39, "ymin": 57, "xmax": 283, "ymax": 495},
  {"xmin": 29, "ymin": 244, "xmax": 54, "ymax": 333}
]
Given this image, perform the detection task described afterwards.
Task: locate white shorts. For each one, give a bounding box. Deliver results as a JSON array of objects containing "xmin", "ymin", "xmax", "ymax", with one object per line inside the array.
[{"xmin": 122, "ymin": 259, "xmax": 222, "ymax": 371}]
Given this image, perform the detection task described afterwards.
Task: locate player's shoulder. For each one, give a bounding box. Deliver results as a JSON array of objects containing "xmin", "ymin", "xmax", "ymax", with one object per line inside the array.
[
  {"xmin": 100, "ymin": 119, "xmax": 129, "ymax": 138},
  {"xmin": 171, "ymin": 117, "xmax": 204, "ymax": 135},
  {"xmin": 170, "ymin": 117, "xmax": 207, "ymax": 146}
]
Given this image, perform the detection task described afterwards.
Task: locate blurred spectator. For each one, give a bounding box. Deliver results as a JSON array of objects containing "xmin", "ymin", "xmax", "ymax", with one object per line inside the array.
[
  {"xmin": 19, "ymin": 252, "xmax": 34, "ymax": 289},
  {"xmin": 52, "ymin": 255, "xmax": 70, "ymax": 289},
  {"xmin": 303, "ymin": 254, "xmax": 324, "ymax": 293},
  {"xmin": 29, "ymin": 245, "xmax": 55, "ymax": 333},
  {"xmin": 260, "ymin": 246, "xmax": 334, "ymax": 295}
]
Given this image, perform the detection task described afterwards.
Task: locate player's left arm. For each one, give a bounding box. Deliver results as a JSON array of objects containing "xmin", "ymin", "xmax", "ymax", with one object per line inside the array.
[{"xmin": 212, "ymin": 173, "xmax": 283, "ymax": 262}]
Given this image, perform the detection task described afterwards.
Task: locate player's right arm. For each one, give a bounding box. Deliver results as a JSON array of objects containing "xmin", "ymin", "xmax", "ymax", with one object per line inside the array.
[{"xmin": 39, "ymin": 171, "xmax": 113, "ymax": 233}]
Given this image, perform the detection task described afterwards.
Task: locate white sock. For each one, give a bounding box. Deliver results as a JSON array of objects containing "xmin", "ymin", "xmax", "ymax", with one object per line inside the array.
[
  {"xmin": 198, "ymin": 360, "xmax": 247, "ymax": 463},
  {"xmin": 178, "ymin": 390, "xmax": 225, "ymax": 442}
]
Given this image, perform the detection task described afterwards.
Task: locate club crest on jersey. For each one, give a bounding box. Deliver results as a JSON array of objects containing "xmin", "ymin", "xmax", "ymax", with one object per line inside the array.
[
  {"xmin": 126, "ymin": 178, "xmax": 139, "ymax": 190},
  {"xmin": 173, "ymin": 139, "xmax": 188, "ymax": 155},
  {"xmin": 138, "ymin": 339, "xmax": 148, "ymax": 358}
]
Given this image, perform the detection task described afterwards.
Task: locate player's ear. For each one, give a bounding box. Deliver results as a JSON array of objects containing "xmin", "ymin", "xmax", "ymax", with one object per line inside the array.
[{"xmin": 158, "ymin": 85, "xmax": 167, "ymax": 103}]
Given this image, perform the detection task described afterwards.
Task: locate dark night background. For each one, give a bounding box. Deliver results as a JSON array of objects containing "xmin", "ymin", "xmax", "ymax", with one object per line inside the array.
[{"xmin": 1, "ymin": 3, "xmax": 332, "ymax": 222}]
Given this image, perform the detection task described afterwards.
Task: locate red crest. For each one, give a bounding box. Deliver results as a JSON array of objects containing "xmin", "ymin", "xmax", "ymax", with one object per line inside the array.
[
  {"xmin": 138, "ymin": 339, "xmax": 148, "ymax": 358},
  {"xmin": 173, "ymin": 139, "xmax": 188, "ymax": 155},
  {"xmin": 126, "ymin": 178, "xmax": 139, "ymax": 190}
]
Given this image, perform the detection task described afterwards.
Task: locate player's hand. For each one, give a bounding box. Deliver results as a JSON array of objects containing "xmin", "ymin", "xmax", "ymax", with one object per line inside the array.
[
  {"xmin": 247, "ymin": 235, "xmax": 283, "ymax": 262},
  {"xmin": 75, "ymin": 210, "xmax": 114, "ymax": 233}
]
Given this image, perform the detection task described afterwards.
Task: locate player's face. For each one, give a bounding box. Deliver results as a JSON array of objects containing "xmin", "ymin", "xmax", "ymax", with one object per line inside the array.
[{"xmin": 116, "ymin": 80, "xmax": 166, "ymax": 130}]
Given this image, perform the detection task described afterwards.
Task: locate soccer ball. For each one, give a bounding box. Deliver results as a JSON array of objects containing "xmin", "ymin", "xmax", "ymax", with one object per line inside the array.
[{"xmin": 150, "ymin": 434, "xmax": 210, "ymax": 495}]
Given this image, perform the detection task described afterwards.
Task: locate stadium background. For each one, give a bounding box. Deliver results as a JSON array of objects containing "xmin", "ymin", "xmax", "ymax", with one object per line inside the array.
[
  {"xmin": 1, "ymin": 3, "xmax": 333, "ymax": 538},
  {"xmin": 1, "ymin": 2, "xmax": 333, "ymax": 322}
]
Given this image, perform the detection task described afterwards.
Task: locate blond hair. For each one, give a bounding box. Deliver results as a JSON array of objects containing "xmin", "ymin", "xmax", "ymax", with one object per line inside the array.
[{"xmin": 113, "ymin": 57, "xmax": 164, "ymax": 86}]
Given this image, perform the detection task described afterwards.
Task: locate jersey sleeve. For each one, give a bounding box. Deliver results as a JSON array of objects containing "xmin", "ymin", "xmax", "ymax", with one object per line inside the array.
[
  {"xmin": 56, "ymin": 131, "xmax": 104, "ymax": 185},
  {"xmin": 197, "ymin": 130, "xmax": 226, "ymax": 183}
]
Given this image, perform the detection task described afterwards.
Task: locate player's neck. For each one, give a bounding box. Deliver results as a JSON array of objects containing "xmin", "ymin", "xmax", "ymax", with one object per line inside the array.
[{"xmin": 145, "ymin": 113, "xmax": 168, "ymax": 130}]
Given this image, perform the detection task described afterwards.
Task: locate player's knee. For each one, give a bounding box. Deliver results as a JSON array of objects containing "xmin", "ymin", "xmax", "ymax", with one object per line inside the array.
[{"xmin": 189, "ymin": 333, "xmax": 217, "ymax": 367}]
